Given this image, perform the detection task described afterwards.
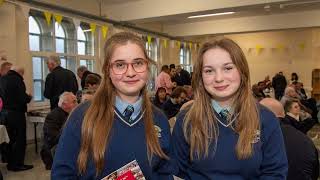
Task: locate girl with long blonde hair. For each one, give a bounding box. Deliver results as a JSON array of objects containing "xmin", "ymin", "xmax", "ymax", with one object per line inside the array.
[
  {"xmin": 52, "ymin": 32, "xmax": 174, "ymax": 179},
  {"xmin": 172, "ymin": 37, "xmax": 287, "ymax": 179}
]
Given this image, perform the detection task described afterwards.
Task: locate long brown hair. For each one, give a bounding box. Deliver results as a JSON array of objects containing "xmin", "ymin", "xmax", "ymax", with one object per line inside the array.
[
  {"xmin": 184, "ymin": 37, "xmax": 260, "ymax": 160},
  {"xmin": 77, "ymin": 32, "xmax": 168, "ymax": 175}
]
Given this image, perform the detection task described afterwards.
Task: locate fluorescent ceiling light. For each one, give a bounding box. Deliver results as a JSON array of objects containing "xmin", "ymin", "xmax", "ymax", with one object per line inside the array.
[
  {"xmin": 188, "ymin": 12, "xmax": 235, "ymax": 19},
  {"xmin": 83, "ymin": 29, "xmax": 92, "ymax": 32}
]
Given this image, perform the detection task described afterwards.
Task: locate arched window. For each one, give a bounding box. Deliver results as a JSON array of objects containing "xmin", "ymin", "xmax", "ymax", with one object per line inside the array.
[
  {"xmin": 180, "ymin": 44, "xmax": 192, "ymax": 72},
  {"xmin": 55, "ymin": 22, "xmax": 66, "ymax": 53},
  {"xmin": 29, "ymin": 16, "xmax": 41, "ymax": 51},
  {"xmin": 77, "ymin": 27, "xmax": 86, "ymax": 55}
]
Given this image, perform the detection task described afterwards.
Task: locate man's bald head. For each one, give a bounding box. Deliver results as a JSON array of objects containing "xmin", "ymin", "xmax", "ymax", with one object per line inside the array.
[{"xmin": 259, "ymin": 98, "xmax": 285, "ymax": 118}]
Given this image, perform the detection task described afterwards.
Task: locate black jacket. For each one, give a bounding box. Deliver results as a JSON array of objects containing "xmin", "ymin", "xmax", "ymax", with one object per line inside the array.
[
  {"xmin": 162, "ymin": 98, "xmax": 181, "ymax": 119},
  {"xmin": 280, "ymin": 121, "xmax": 319, "ymax": 180},
  {"xmin": 283, "ymin": 115, "xmax": 317, "ymax": 134},
  {"xmin": 0, "ymin": 70, "xmax": 31, "ymax": 112},
  {"xmin": 44, "ymin": 66, "xmax": 78, "ymax": 109},
  {"xmin": 175, "ymin": 69, "xmax": 191, "ymax": 86},
  {"xmin": 43, "ymin": 107, "xmax": 68, "ymax": 141}
]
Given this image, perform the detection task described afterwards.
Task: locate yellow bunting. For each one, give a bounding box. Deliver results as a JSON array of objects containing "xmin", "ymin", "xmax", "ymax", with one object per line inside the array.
[
  {"xmin": 89, "ymin": 23, "xmax": 96, "ymax": 34},
  {"xmin": 277, "ymin": 44, "xmax": 284, "ymax": 51},
  {"xmin": 177, "ymin": 41, "xmax": 181, "ymax": 48},
  {"xmin": 255, "ymin": 45, "xmax": 263, "ymax": 54},
  {"xmin": 183, "ymin": 42, "xmax": 186, "ymax": 48},
  {"xmin": 54, "ymin": 14, "xmax": 63, "ymax": 25},
  {"xmin": 0, "ymin": 0, "xmax": 3, "ymax": 6},
  {"xmin": 147, "ymin": 35, "xmax": 152, "ymax": 45},
  {"xmin": 298, "ymin": 43, "xmax": 305, "ymax": 51},
  {"xmin": 163, "ymin": 39, "xmax": 167, "ymax": 48},
  {"xmin": 101, "ymin": 25, "xmax": 109, "ymax": 39},
  {"xmin": 189, "ymin": 42, "xmax": 192, "ymax": 49},
  {"xmin": 44, "ymin": 11, "xmax": 52, "ymax": 25}
]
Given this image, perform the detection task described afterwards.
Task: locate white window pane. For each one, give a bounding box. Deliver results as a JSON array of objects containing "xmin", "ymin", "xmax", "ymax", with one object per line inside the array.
[
  {"xmin": 29, "ymin": 16, "xmax": 40, "ymax": 34},
  {"xmin": 56, "ymin": 39, "xmax": 65, "ymax": 53},
  {"xmin": 80, "ymin": 60, "xmax": 94, "ymax": 72},
  {"xmin": 29, "ymin": 35, "xmax": 40, "ymax": 51},
  {"xmin": 32, "ymin": 57, "xmax": 42, "ymax": 79},
  {"xmin": 78, "ymin": 42, "xmax": 85, "ymax": 55},
  {"xmin": 77, "ymin": 27, "xmax": 86, "ymax": 41},
  {"xmin": 67, "ymin": 59, "xmax": 76, "ymax": 74},
  {"xmin": 33, "ymin": 81, "xmax": 42, "ymax": 101},
  {"xmin": 80, "ymin": 60, "xmax": 87, "ymax": 66},
  {"xmin": 55, "ymin": 22, "xmax": 65, "ymax": 38},
  {"xmin": 60, "ymin": 58, "xmax": 66, "ymax": 68}
]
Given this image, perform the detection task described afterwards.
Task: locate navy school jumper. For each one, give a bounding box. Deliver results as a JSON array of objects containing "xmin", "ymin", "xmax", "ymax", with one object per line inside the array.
[
  {"xmin": 172, "ymin": 105, "xmax": 288, "ymax": 180},
  {"xmin": 51, "ymin": 102, "xmax": 176, "ymax": 179}
]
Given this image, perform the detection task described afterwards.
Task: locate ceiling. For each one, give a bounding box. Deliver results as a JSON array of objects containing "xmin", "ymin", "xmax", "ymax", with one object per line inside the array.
[{"xmin": 129, "ymin": 0, "xmax": 320, "ymax": 25}]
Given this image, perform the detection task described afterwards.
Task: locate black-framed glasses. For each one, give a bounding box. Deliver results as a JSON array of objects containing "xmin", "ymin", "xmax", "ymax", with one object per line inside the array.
[{"xmin": 111, "ymin": 59, "xmax": 148, "ymax": 75}]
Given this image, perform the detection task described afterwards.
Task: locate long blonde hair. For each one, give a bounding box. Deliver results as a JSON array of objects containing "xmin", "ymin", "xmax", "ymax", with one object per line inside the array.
[
  {"xmin": 184, "ymin": 37, "xmax": 260, "ymax": 160},
  {"xmin": 77, "ymin": 32, "xmax": 168, "ymax": 175}
]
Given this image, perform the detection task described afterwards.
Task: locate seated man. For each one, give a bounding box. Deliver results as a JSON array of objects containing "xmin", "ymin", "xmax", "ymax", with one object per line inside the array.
[
  {"xmin": 40, "ymin": 92, "xmax": 77, "ymax": 170},
  {"xmin": 161, "ymin": 86, "xmax": 187, "ymax": 119},
  {"xmin": 260, "ymin": 98, "xmax": 319, "ymax": 180}
]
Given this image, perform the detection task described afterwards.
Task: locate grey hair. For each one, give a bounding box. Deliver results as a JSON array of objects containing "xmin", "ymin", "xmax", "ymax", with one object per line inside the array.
[
  {"xmin": 58, "ymin": 92, "xmax": 74, "ymax": 107},
  {"xmin": 48, "ymin": 55, "xmax": 61, "ymax": 65},
  {"xmin": 77, "ymin": 66, "xmax": 88, "ymax": 74},
  {"xmin": 284, "ymin": 86, "xmax": 295, "ymax": 96}
]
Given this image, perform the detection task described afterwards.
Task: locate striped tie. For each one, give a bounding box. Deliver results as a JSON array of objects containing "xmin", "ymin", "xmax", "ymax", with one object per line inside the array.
[
  {"xmin": 219, "ymin": 109, "xmax": 230, "ymax": 121},
  {"xmin": 123, "ymin": 105, "xmax": 134, "ymax": 123}
]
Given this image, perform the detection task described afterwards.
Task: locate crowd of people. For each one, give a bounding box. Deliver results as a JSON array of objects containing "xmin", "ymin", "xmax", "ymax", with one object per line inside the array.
[{"xmin": 0, "ymin": 32, "xmax": 318, "ymax": 180}]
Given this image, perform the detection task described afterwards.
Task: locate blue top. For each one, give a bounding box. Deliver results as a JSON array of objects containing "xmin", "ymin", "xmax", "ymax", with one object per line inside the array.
[
  {"xmin": 51, "ymin": 101, "xmax": 176, "ymax": 180},
  {"xmin": 172, "ymin": 104, "xmax": 288, "ymax": 180}
]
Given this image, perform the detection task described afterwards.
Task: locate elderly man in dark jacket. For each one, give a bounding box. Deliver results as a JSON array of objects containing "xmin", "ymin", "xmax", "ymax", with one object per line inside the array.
[
  {"xmin": 40, "ymin": 92, "xmax": 77, "ymax": 170},
  {"xmin": 44, "ymin": 56, "xmax": 78, "ymax": 110},
  {"xmin": 260, "ymin": 98, "xmax": 319, "ymax": 180},
  {"xmin": 0, "ymin": 66, "xmax": 33, "ymax": 171}
]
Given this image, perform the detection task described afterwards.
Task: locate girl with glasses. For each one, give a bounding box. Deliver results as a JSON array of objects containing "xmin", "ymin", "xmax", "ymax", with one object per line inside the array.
[
  {"xmin": 171, "ymin": 38, "xmax": 288, "ymax": 179},
  {"xmin": 52, "ymin": 32, "xmax": 175, "ymax": 179}
]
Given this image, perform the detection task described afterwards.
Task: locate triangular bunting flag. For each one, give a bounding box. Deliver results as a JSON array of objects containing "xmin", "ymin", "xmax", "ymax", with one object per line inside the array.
[
  {"xmin": 44, "ymin": 11, "xmax": 52, "ymax": 26},
  {"xmin": 147, "ymin": 35, "xmax": 152, "ymax": 46},
  {"xmin": 54, "ymin": 14, "xmax": 63, "ymax": 25},
  {"xmin": 102, "ymin": 25, "xmax": 109, "ymax": 39},
  {"xmin": 0, "ymin": 0, "xmax": 4, "ymax": 6},
  {"xmin": 255, "ymin": 45, "xmax": 263, "ymax": 54},
  {"xmin": 177, "ymin": 41, "xmax": 181, "ymax": 48},
  {"xmin": 189, "ymin": 42, "xmax": 192, "ymax": 49},
  {"xmin": 163, "ymin": 39, "xmax": 167, "ymax": 48},
  {"xmin": 89, "ymin": 23, "xmax": 96, "ymax": 34},
  {"xmin": 277, "ymin": 44, "xmax": 284, "ymax": 51},
  {"xmin": 298, "ymin": 43, "xmax": 305, "ymax": 51}
]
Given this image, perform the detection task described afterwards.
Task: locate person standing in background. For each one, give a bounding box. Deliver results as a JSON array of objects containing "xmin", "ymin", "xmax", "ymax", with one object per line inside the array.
[
  {"xmin": 0, "ymin": 66, "xmax": 33, "ymax": 171},
  {"xmin": 44, "ymin": 56, "xmax": 78, "ymax": 110}
]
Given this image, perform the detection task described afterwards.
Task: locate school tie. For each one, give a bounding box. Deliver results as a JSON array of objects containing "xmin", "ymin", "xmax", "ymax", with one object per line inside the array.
[
  {"xmin": 123, "ymin": 105, "xmax": 134, "ymax": 123},
  {"xmin": 219, "ymin": 109, "xmax": 230, "ymax": 121}
]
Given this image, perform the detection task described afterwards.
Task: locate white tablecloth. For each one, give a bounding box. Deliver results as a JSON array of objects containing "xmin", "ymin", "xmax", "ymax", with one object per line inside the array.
[{"xmin": 0, "ymin": 125, "xmax": 9, "ymax": 144}]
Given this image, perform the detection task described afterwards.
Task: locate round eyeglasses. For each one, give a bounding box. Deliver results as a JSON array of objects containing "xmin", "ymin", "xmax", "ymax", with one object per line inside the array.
[{"xmin": 111, "ymin": 59, "xmax": 148, "ymax": 75}]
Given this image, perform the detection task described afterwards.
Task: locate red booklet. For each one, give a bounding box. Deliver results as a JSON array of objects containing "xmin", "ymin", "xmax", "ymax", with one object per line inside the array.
[{"xmin": 101, "ymin": 160, "xmax": 146, "ymax": 180}]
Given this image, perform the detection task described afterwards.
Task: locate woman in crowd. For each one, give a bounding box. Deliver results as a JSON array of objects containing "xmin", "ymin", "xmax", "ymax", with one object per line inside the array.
[
  {"xmin": 284, "ymin": 99, "xmax": 317, "ymax": 134},
  {"xmin": 153, "ymin": 87, "xmax": 168, "ymax": 108},
  {"xmin": 172, "ymin": 37, "xmax": 288, "ymax": 179},
  {"xmin": 52, "ymin": 32, "xmax": 174, "ymax": 179}
]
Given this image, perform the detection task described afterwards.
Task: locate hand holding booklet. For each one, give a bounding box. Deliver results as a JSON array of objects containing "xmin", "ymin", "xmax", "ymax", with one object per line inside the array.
[{"xmin": 101, "ymin": 160, "xmax": 146, "ymax": 180}]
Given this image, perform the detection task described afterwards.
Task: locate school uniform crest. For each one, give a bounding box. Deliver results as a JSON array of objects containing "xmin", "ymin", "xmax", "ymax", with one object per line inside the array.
[
  {"xmin": 154, "ymin": 125, "xmax": 162, "ymax": 138},
  {"xmin": 252, "ymin": 130, "xmax": 261, "ymax": 143}
]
